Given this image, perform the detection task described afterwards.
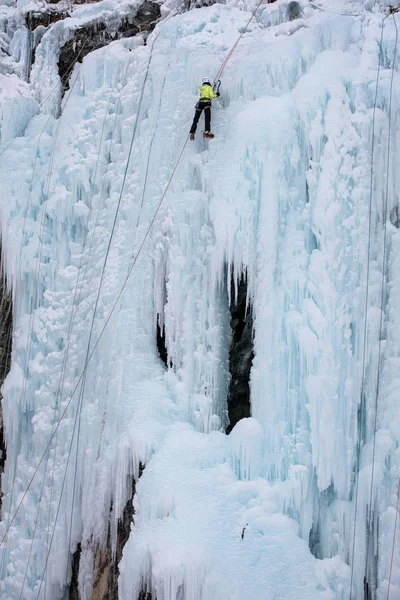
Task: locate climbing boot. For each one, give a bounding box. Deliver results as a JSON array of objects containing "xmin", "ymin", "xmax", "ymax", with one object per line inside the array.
[
  {"xmin": 203, "ymin": 131, "xmax": 214, "ymax": 139},
  {"xmin": 190, "ymin": 133, "xmax": 195, "ymax": 140}
]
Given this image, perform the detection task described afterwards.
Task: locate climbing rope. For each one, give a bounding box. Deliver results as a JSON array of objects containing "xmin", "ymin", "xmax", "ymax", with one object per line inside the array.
[
  {"xmin": 350, "ymin": 11, "xmax": 399, "ymax": 599},
  {"xmin": 40, "ymin": 64, "xmax": 125, "ymax": 600},
  {"xmin": 4, "ymin": 0, "xmax": 396, "ymax": 595},
  {"xmin": 214, "ymin": 0, "xmax": 264, "ymax": 83},
  {"xmin": 3, "ymin": 2, "xmax": 187, "ymax": 591},
  {"xmin": 32, "ymin": 36, "xmax": 151, "ymax": 593},
  {"xmin": 0, "ymin": 71, "xmax": 83, "ymax": 588},
  {"xmin": 136, "ymin": 65, "xmax": 171, "ymax": 230},
  {"xmin": 0, "ymin": 0, "xmax": 265, "ymax": 552},
  {"xmin": 386, "ymin": 479, "xmax": 400, "ymax": 600},
  {"xmin": 20, "ymin": 53, "xmax": 129, "ymax": 597},
  {"xmin": 349, "ymin": 14, "xmax": 386, "ymax": 600},
  {"xmin": 366, "ymin": 8, "xmax": 398, "ymax": 586},
  {"xmin": 18, "ymin": 441, "xmax": 50, "ymax": 600},
  {"xmin": 0, "ymin": 132, "xmax": 189, "ymax": 550},
  {"xmin": 34, "ymin": 11, "xmax": 186, "ymax": 593},
  {"xmin": 23, "ymin": 102, "xmax": 70, "ymax": 577},
  {"xmin": 63, "ymin": 29, "xmax": 161, "ymax": 588},
  {"xmin": 1, "ymin": 40, "xmax": 111, "ymax": 595}
]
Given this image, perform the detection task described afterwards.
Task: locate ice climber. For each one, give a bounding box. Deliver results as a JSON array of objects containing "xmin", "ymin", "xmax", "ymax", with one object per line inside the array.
[{"xmin": 190, "ymin": 78, "xmax": 221, "ymax": 140}]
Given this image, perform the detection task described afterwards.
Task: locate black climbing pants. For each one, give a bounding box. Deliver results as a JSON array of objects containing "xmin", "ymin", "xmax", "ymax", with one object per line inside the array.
[{"xmin": 190, "ymin": 101, "xmax": 211, "ymax": 134}]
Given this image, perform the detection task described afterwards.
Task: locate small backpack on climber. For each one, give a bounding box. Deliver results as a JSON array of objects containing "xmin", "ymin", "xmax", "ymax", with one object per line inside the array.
[{"xmin": 190, "ymin": 78, "xmax": 221, "ymax": 140}]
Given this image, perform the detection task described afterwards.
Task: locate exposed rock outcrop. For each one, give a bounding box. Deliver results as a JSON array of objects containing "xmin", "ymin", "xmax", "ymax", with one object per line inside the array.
[
  {"xmin": 226, "ymin": 274, "xmax": 253, "ymax": 434},
  {"xmin": 157, "ymin": 321, "xmax": 168, "ymax": 368},
  {"xmin": 58, "ymin": 1, "xmax": 160, "ymax": 89},
  {"xmin": 86, "ymin": 465, "xmax": 144, "ymax": 600},
  {"xmin": 70, "ymin": 544, "xmax": 82, "ymax": 600},
  {"xmin": 0, "ymin": 255, "xmax": 12, "ymax": 512},
  {"xmin": 26, "ymin": 8, "xmax": 70, "ymax": 31},
  {"xmin": 287, "ymin": 1, "xmax": 303, "ymax": 21},
  {"xmin": 25, "ymin": 0, "xmax": 161, "ymax": 93}
]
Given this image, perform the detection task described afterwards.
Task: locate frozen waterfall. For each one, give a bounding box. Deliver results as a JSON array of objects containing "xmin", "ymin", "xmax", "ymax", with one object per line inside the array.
[{"xmin": 0, "ymin": 0, "xmax": 399, "ymax": 598}]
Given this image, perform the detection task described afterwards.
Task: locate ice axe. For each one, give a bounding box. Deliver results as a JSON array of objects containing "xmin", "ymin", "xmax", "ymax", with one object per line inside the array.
[{"xmin": 213, "ymin": 79, "xmax": 222, "ymax": 94}]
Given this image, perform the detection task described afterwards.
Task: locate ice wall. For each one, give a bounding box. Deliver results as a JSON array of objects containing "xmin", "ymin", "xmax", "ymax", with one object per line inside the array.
[{"xmin": 0, "ymin": 0, "xmax": 399, "ymax": 599}]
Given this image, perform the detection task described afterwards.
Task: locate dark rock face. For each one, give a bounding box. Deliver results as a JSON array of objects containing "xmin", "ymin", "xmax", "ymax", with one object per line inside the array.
[
  {"xmin": 25, "ymin": 0, "xmax": 161, "ymax": 93},
  {"xmin": 70, "ymin": 544, "xmax": 82, "ymax": 600},
  {"xmin": 87, "ymin": 465, "xmax": 144, "ymax": 600},
  {"xmin": 390, "ymin": 205, "xmax": 400, "ymax": 228},
  {"xmin": 309, "ymin": 483, "xmax": 336, "ymax": 559},
  {"xmin": 287, "ymin": 1, "xmax": 303, "ymax": 21},
  {"xmin": 26, "ymin": 8, "xmax": 70, "ymax": 30},
  {"xmin": 58, "ymin": 1, "xmax": 161, "ymax": 90},
  {"xmin": 226, "ymin": 274, "xmax": 253, "ymax": 434},
  {"xmin": 156, "ymin": 321, "xmax": 168, "ymax": 368},
  {"xmin": 186, "ymin": 0, "xmax": 218, "ymax": 10},
  {"xmin": 90, "ymin": 528, "xmax": 117, "ymax": 600},
  {"xmin": 0, "ymin": 258, "xmax": 13, "ymax": 512}
]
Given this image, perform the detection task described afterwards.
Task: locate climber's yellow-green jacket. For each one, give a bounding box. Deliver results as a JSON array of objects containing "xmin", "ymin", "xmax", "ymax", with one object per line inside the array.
[{"xmin": 199, "ymin": 84, "xmax": 218, "ymax": 102}]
